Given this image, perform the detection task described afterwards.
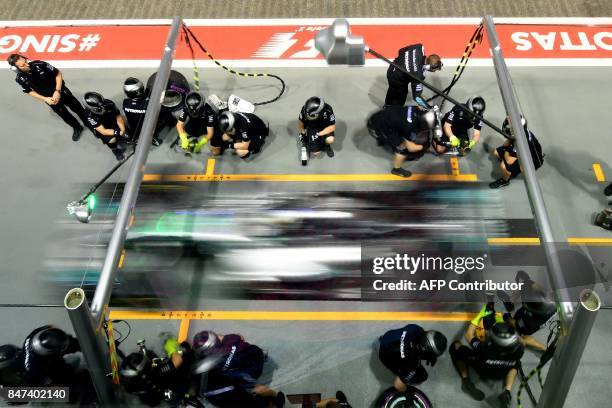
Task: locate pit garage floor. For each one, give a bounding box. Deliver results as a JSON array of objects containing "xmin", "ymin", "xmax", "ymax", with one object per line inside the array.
[{"xmin": 1, "ymin": 65, "xmax": 611, "ymax": 407}]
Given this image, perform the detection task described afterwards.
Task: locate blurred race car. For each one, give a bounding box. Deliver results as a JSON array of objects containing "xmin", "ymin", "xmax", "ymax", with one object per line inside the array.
[{"xmin": 45, "ymin": 189, "xmax": 506, "ymax": 303}]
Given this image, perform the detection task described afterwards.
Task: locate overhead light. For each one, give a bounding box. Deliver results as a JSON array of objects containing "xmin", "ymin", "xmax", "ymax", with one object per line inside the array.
[{"xmin": 314, "ymin": 18, "xmax": 366, "ymax": 65}]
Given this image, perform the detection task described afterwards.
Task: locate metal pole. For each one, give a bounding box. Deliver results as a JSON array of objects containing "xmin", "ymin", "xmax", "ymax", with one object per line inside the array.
[
  {"xmin": 482, "ymin": 16, "xmax": 574, "ymax": 327},
  {"xmin": 65, "ymin": 288, "xmax": 118, "ymax": 406},
  {"xmin": 538, "ymin": 290, "xmax": 601, "ymax": 407},
  {"xmin": 90, "ymin": 16, "xmax": 182, "ymax": 321},
  {"xmin": 78, "ymin": 151, "xmax": 135, "ymax": 203}
]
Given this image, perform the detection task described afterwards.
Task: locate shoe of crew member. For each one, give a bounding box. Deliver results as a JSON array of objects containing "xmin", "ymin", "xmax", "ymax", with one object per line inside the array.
[
  {"xmin": 489, "ymin": 178, "xmax": 510, "ymax": 189},
  {"xmin": 498, "ymin": 390, "xmax": 512, "ymax": 407},
  {"xmin": 392, "ymin": 167, "xmax": 412, "ymax": 178},
  {"xmin": 112, "ymin": 148, "xmax": 125, "ymax": 161},
  {"xmin": 461, "ymin": 378, "xmax": 485, "ymax": 401},
  {"xmin": 72, "ymin": 126, "xmax": 83, "ymax": 142}
]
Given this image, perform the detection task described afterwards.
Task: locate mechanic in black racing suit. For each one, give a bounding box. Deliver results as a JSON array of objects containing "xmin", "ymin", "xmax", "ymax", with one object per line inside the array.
[
  {"xmin": 450, "ymin": 322, "xmax": 525, "ymax": 408},
  {"xmin": 384, "ymin": 44, "xmax": 442, "ymax": 108},
  {"xmin": 193, "ymin": 330, "xmax": 285, "ymax": 407},
  {"xmin": 298, "ymin": 96, "xmax": 337, "ymax": 158},
  {"xmin": 219, "ymin": 111, "xmax": 269, "ymax": 160},
  {"xmin": 367, "ymin": 105, "xmax": 437, "ymax": 177},
  {"xmin": 432, "ymin": 96, "xmax": 485, "ymax": 155}
]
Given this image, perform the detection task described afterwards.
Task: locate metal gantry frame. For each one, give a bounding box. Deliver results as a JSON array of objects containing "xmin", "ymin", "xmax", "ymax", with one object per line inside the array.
[
  {"xmin": 316, "ymin": 16, "xmax": 602, "ymax": 408},
  {"xmin": 63, "ymin": 15, "xmax": 601, "ymax": 408},
  {"xmin": 483, "ymin": 16, "xmax": 599, "ymax": 408},
  {"xmin": 63, "ymin": 17, "xmax": 182, "ymax": 406}
]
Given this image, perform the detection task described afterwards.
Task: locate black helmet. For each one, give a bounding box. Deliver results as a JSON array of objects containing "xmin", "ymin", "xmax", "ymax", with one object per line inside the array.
[
  {"xmin": 523, "ymin": 300, "xmax": 557, "ymax": 318},
  {"xmin": 119, "ymin": 352, "xmax": 155, "ymax": 394},
  {"xmin": 489, "ymin": 322, "xmax": 520, "ymax": 349},
  {"xmin": 0, "ymin": 344, "xmax": 20, "ymax": 369},
  {"xmin": 31, "ymin": 327, "xmax": 69, "ymax": 356},
  {"xmin": 502, "ymin": 115, "xmax": 527, "ymax": 135},
  {"xmin": 192, "ymin": 330, "xmax": 221, "ymax": 357},
  {"xmin": 467, "ymin": 96, "xmax": 486, "ymax": 116},
  {"xmin": 418, "ymin": 109, "xmax": 437, "ymax": 130},
  {"xmin": 303, "ymin": 96, "xmax": 325, "ymax": 120},
  {"xmin": 184, "ymin": 91, "xmax": 204, "ymax": 117},
  {"xmin": 123, "ymin": 77, "xmax": 145, "ymax": 99},
  {"xmin": 83, "ymin": 92, "xmax": 107, "ymax": 115},
  {"xmin": 219, "ymin": 111, "xmax": 236, "ymax": 134},
  {"xmin": 419, "ymin": 330, "xmax": 447, "ymax": 365}
]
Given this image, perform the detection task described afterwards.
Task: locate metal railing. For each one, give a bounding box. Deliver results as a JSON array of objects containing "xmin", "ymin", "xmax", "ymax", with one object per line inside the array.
[{"xmin": 64, "ymin": 16, "xmax": 182, "ymax": 406}]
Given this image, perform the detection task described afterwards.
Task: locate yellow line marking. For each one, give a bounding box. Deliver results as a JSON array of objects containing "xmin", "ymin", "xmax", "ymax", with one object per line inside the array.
[
  {"xmin": 450, "ymin": 157, "xmax": 460, "ymax": 176},
  {"xmin": 118, "ymin": 249, "xmax": 126, "ymax": 269},
  {"xmin": 593, "ymin": 163, "xmax": 606, "ymax": 182},
  {"xmin": 143, "ymin": 173, "xmax": 478, "ymax": 183},
  {"xmin": 178, "ymin": 319, "xmax": 190, "ymax": 342},
  {"xmin": 108, "ymin": 310, "xmax": 473, "ymax": 322},
  {"xmin": 568, "ymin": 237, "xmax": 612, "ymax": 245},
  {"xmin": 488, "ymin": 237, "xmax": 541, "ymax": 245},
  {"xmin": 205, "ymin": 159, "xmax": 216, "ymax": 175},
  {"xmin": 488, "ymin": 237, "xmax": 612, "ymax": 246}
]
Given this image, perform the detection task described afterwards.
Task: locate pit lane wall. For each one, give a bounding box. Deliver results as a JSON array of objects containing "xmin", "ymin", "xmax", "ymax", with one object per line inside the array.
[{"xmin": 1, "ymin": 18, "xmax": 612, "ymax": 68}]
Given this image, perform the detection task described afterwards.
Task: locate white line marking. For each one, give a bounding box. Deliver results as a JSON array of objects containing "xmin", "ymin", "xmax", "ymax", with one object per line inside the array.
[
  {"xmin": 3, "ymin": 58, "xmax": 612, "ymax": 69},
  {"xmin": 1, "ymin": 17, "xmax": 612, "ymax": 27}
]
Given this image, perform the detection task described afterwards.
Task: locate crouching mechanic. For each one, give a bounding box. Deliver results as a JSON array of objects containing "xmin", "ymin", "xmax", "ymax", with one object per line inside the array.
[
  {"xmin": 450, "ymin": 322, "xmax": 524, "ymax": 407},
  {"xmin": 83, "ymin": 92, "xmax": 129, "ymax": 161},
  {"xmin": 192, "ymin": 330, "xmax": 285, "ymax": 407},
  {"xmin": 176, "ymin": 91, "xmax": 221, "ymax": 155},
  {"xmin": 433, "ymin": 96, "xmax": 485, "ymax": 155},
  {"xmin": 122, "ymin": 77, "xmax": 162, "ymax": 146},
  {"xmin": 22, "ymin": 325, "xmax": 95, "ymax": 404},
  {"xmin": 367, "ymin": 105, "xmax": 436, "ymax": 177},
  {"xmin": 378, "ymin": 324, "xmax": 447, "ymax": 392},
  {"xmin": 219, "ymin": 111, "xmax": 269, "ymax": 160},
  {"xmin": 489, "ymin": 116, "xmax": 544, "ymax": 189},
  {"xmin": 299, "ymin": 96, "xmax": 336, "ymax": 158}
]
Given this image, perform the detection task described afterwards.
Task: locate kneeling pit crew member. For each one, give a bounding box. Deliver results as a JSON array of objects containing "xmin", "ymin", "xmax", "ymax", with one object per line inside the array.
[
  {"xmin": 299, "ymin": 96, "xmax": 336, "ymax": 158},
  {"xmin": 450, "ymin": 322, "xmax": 524, "ymax": 408},
  {"xmin": 83, "ymin": 92, "xmax": 129, "ymax": 161},
  {"xmin": 378, "ymin": 324, "xmax": 447, "ymax": 393},
  {"xmin": 219, "ymin": 111, "xmax": 269, "ymax": 160},
  {"xmin": 122, "ymin": 77, "xmax": 163, "ymax": 146},
  {"xmin": 176, "ymin": 91, "xmax": 221, "ymax": 155},
  {"xmin": 367, "ymin": 105, "xmax": 436, "ymax": 178},
  {"xmin": 433, "ymin": 96, "xmax": 485, "ymax": 155},
  {"xmin": 193, "ymin": 330, "xmax": 285, "ymax": 408},
  {"xmin": 489, "ymin": 116, "xmax": 544, "ymax": 189}
]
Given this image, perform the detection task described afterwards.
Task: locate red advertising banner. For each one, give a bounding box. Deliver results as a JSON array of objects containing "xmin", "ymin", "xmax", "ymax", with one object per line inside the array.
[{"xmin": 1, "ymin": 21, "xmax": 611, "ymax": 62}]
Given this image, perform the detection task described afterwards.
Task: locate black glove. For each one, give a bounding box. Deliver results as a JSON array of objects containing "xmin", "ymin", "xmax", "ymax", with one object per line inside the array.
[{"xmin": 470, "ymin": 337, "xmax": 482, "ymax": 351}]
